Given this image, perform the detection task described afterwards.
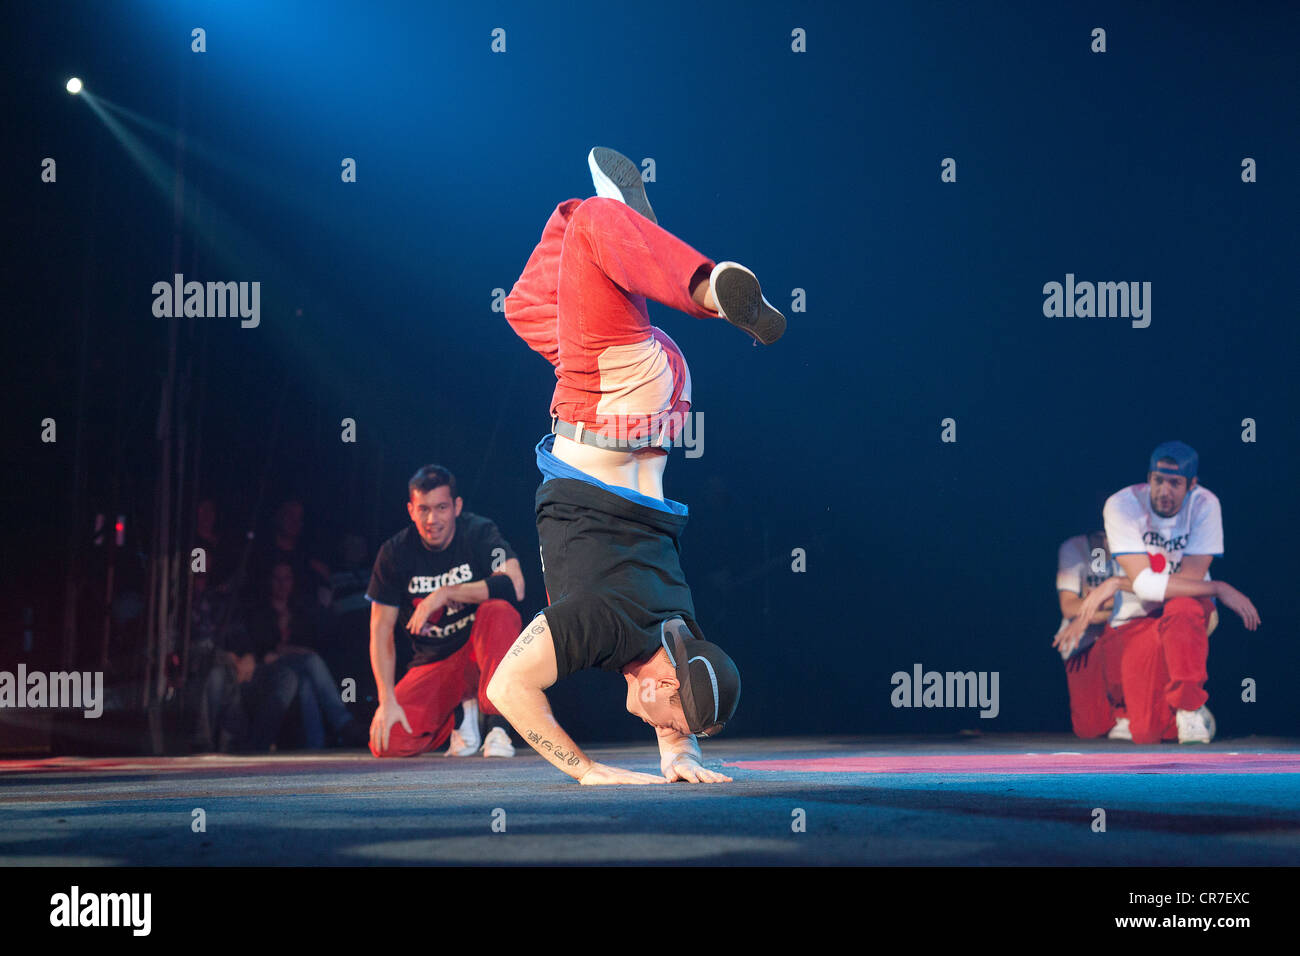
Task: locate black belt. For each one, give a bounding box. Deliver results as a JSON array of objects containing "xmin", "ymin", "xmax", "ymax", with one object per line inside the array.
[{"xmin": 551, "ymin": 415, "xmax": 673, "ymax": 451}]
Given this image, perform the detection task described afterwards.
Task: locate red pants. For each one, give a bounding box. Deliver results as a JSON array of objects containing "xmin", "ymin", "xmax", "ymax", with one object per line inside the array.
[
  {"xmin": 370, "ymin": 599, "xmax": 522, "ymax": 758},
  {"xmin": 1067, "ymin": 597, "xmax": 1213, "ymax": 743},
  {"xmin": 504, "ymin": 197, "xmax": 719, "ymax": 443},
  {"xmin": 1064, "ymin": 626, "xmax": 1127, "ymax": 738}
]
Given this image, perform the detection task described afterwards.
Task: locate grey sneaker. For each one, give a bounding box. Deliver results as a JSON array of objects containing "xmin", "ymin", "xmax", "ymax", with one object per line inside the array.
[
  {"xmin": 709, "ymin": 261, "xmax": 786, "ymax": 345},
  {"xmin": 588, "ymin": 147, "xmax": 657, "ymax": 224}
]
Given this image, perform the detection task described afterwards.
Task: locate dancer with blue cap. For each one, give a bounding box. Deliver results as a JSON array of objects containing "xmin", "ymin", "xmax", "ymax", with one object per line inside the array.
[{"xmin": 1057, "ymin": 441, "xmax": 1260, "ymax": 743}]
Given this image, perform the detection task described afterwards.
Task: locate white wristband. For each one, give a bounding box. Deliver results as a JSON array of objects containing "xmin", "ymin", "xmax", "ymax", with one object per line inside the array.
[{"xmin": 1133, "ymin": 567, "xmax": 1170, "ymax": 603}]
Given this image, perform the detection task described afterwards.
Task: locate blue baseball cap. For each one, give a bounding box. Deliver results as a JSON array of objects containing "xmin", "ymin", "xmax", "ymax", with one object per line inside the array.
[{"xmin": 1149, "ymin": 440, "xmax": 1198, "ymax": 480}]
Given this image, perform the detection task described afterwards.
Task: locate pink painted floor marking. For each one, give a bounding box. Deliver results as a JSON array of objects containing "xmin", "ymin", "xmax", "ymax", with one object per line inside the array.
[{"xmin": 725, "ymin": 753, "xmax": 1300, "ymax": 775}]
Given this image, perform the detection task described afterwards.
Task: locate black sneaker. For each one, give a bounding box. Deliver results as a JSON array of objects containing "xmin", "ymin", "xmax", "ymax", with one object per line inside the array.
[
  {"xmin": 709, "ymin": 262, "xmax": 786, "ymax": 345},
  {"xmin": 588, "ymin": 146, "xmax": 657, "ymax": 224}
]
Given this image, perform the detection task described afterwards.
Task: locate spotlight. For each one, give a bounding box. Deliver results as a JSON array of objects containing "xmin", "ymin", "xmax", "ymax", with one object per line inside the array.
[{"xmin": 66, "ymin": 77, "xmax": 83, "ymax": 95}]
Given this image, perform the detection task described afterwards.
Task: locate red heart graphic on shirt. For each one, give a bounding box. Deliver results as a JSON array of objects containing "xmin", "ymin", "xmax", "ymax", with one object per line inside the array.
[
  {"xmin": 412, "ymin": 598, "xmax": 445, "ymax": 627},
  {"xmin": 1149, "ymin": 552, "xmax": 1167, "ymax": 573}
]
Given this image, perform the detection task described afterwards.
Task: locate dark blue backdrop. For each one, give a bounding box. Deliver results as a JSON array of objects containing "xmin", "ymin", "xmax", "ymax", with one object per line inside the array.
[{"xmin": 6, "ymin": 0, "xmax": 1298, "ymax": 742}]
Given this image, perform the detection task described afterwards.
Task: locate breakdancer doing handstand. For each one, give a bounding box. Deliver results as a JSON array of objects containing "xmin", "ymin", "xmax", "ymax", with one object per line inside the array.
[{"xmin": 487, "ymin": 147, "xmax": 785, "ymax": 784}]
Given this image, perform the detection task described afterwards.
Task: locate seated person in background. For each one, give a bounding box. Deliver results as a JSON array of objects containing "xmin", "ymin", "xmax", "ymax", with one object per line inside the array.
[
  {"xmin": 195, "ymin": 609, "xmax": 299, "ymax": 754},
  {"xmin": 195, "ymin": 497, "xmax": 240, "ymax": 592},
  {"xmin": 190, "ymin": 499, "xmax": 241, "ymax": 747},
  {"xmin": 248, "ymin": 561, "xmax": 367, "ymax": 749},
  {"xmin": 251, "ymin": 498, "xmax": 332, "ymax": 609},
  {"xmin": 1054, "ymin": 530, "xmax": 1129, "ymax": 740}
]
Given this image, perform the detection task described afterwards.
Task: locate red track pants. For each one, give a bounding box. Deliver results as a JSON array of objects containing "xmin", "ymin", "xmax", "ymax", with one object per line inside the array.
[
  {"xmin": 371, "ymin": 599, "xmax": 522, "ymax": 758},
  {"xmin": 1067, "ymin": 597, "xmax": 1213, "ymax": 743},
  {"xmin": 503, "ymin": 197, "xmax": 719, "ymax": 442}
]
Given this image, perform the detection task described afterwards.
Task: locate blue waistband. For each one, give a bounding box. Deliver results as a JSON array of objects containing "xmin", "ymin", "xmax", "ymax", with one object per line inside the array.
[{"xmin": 535, "ymin": 434, "xmax": 688, "ymax": 516}]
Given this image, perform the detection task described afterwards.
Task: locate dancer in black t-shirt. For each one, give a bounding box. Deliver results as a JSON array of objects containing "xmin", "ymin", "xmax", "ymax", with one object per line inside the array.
[{"xmin": 366, "ymin": 465, "xmax": 525, "ymax": 757}]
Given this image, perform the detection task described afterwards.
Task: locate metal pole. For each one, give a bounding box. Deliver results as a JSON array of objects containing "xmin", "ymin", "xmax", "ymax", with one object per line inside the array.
[
  {"xmin": 61, "ymin": 303, "xmax": 90, "ymax": 673},
  {"xmin": 146, "ymin": 101, "xmax": 186, "ymax": 751}
]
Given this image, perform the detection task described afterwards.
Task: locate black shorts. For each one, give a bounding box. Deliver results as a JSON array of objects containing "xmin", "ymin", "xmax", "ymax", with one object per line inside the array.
[{"xmin": 535, "ymin": 477, "xmax": 703, "ymax": 679}]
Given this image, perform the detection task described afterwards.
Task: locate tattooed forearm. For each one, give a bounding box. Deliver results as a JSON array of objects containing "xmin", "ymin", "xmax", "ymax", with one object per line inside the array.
[{"xmin": 524, "ymin": 728, "xmax": 583, "ymax": 768}]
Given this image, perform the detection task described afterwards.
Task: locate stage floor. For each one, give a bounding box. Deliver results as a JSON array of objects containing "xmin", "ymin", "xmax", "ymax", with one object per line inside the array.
[{"xmin": 2, "ymin": 734, "xmax": 1298, "ymax": 865}]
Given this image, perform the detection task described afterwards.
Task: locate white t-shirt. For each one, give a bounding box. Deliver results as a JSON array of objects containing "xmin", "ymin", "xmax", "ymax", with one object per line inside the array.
[
  {"xmin": 1056, "ymin": 533, "xmax": 1122, "ymax": 598},
  {"xmin": 1102, "ymin": 483, "xmax": 1223, "ymax": 626},
  {"xmin": 1054, "ymin": 534, "xmax": 1123, "ymax": 657}
]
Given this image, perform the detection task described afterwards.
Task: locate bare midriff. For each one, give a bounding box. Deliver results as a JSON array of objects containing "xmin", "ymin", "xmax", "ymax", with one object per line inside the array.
[{"xmin": 553, "ymin": 433, "xmax": 668, "ymax": 500}]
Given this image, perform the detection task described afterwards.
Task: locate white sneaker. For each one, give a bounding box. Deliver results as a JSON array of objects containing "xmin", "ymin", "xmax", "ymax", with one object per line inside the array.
[
  {"xmin": 481, "ymin": 726, "xmax": 515, "ymax": 758},
  {"xmin": 1176, "ymin": 706, "xmax": 1216, "ymax": 744},
  {"xmin": 444, "ymin": 728, "xmax": 478, "ymax": 757},
  {"xmin": 1106, "ymin": 717, "xmax": 1132, "ymax": 741}
]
